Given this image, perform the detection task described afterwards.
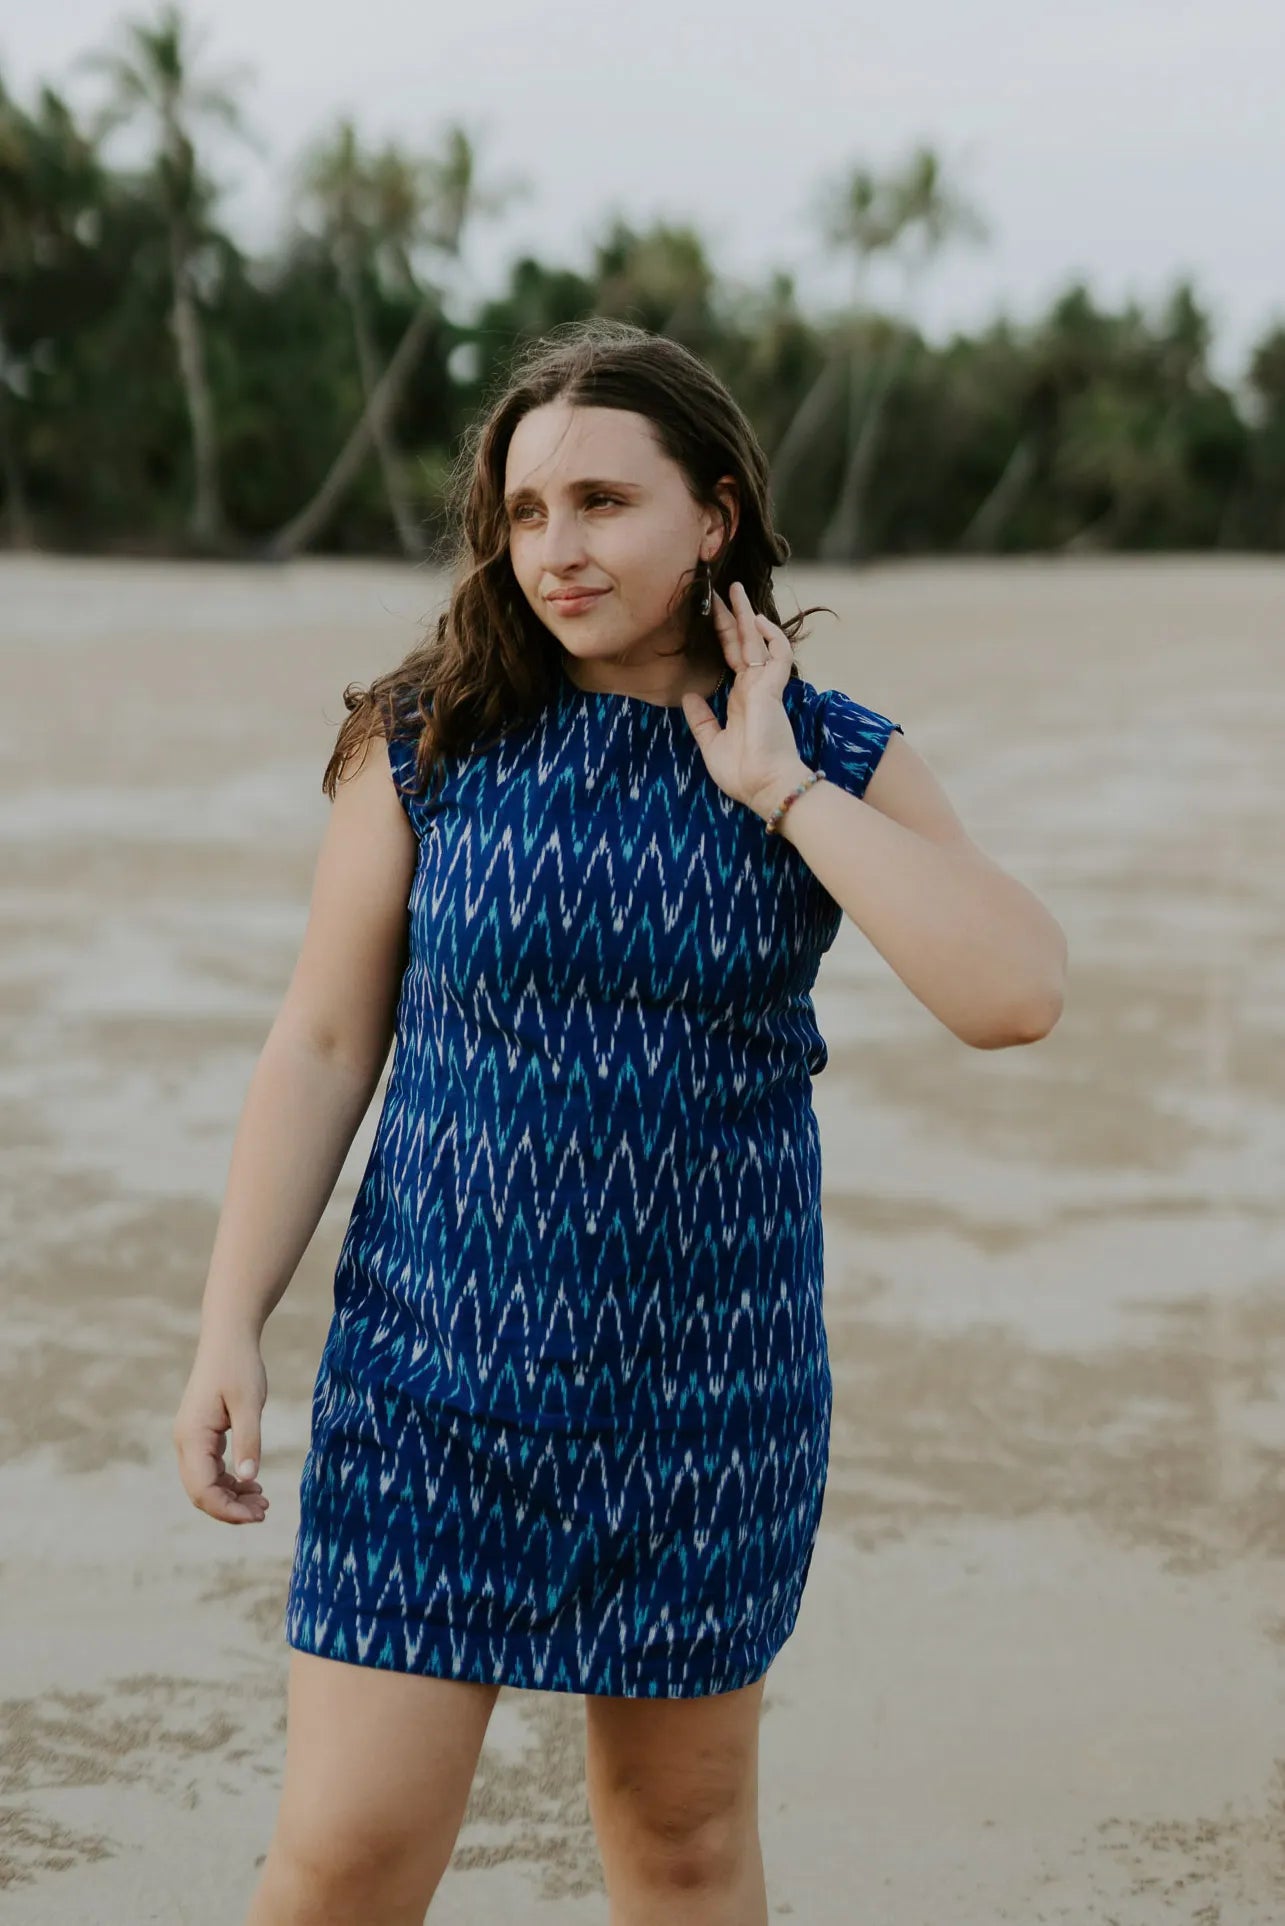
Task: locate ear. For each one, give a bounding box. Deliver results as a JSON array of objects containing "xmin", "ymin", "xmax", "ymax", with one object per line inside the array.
[{"xmin": 709, "ymin": 475, "xmax": 739, "ymax": 551}]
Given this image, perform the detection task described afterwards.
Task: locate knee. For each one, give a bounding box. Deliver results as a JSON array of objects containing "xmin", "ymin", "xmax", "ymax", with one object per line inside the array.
[
  {"xmin": 604, "ymin": 1778, "xmax": 751, "ymax": 1890},
  {"xmin": 641, "ymin": 1816, "xmax": 745, "ymax": 1891},
  {"xmin": 256, "ymin": 1813, "xmax": 441, "ymax": 1922}
]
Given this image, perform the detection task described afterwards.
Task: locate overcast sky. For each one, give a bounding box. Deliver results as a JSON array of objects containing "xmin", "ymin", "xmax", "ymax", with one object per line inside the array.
[{"xmin": 7, "ymin": 0, "xmax": 1283, "ymax": 388}]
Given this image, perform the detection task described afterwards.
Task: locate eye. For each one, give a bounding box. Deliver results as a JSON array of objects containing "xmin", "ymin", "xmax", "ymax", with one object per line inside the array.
[{"xmin": 509, "ymin": 493, "xmax": 620, "ymax": 523}]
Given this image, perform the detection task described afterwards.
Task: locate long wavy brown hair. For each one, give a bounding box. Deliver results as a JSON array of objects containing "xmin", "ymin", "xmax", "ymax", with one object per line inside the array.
[{"xmin": 322, "ymin": 317, "xmax": 835, "ymax": 804}]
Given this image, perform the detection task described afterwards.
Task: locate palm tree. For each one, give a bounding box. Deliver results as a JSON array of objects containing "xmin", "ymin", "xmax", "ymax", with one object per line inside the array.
[
  {"xmin": 0, "ymin": 76, "xmax": 39, "ymax": 548},
  {"xmin": 0, "ymin": 77, "xmax": 107, "ymax": 550},
  {"xmin": 592, "ymin": 217, "xmax": 718, "ymax": 344},
  {"xmin": 768, "ymin": 167, "xmax": 899, "ymax": 524},
  {"xmin": 75, "ymin": 3, "xmax": 262, "ymax": 548},
  {"xmin": 265, "ymin": 121, "xmax": 530, "ymax": 558},
  {"xmin": 292, "ymin": 116, "xmax": 425, "ymax": 557},
  {"xmin": 817, "ymin": 146, "xmax": 988, "ymax": 561},
  {"xmin": 1056, "ymin": 384, "xmax": 1191, "ymax": 549},
  {"xmin": 958, "ymin": 431, "xmax": 1041, "ymax": 551}
]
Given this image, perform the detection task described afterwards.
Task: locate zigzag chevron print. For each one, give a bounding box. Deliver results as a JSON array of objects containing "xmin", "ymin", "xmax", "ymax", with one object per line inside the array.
[{"xmin": 285, "ymin": 664, "xmax": 903, "ymax": 1697}]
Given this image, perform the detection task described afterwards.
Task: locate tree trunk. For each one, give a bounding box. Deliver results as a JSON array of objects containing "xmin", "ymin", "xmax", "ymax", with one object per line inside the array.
[
  {"xmin": 337, "ymin": 249, "xmax": 426, "ymax": 558},
  {"xmin": 766, "ymin": 351, "xmax": 849, "ymax": 520},
  {"xmin": 819, "ymin": 321, "xmax": 921, "ymax": 564},
  {"xmin": 1059, "ymin": 506, "xmax": 1114, "ymax": 553},
  {"xmin": 168, "ymin": 227, "xmax": 224, "ymax": 548},
  {"xmin": 264, "ymin": 296, "xmax": 439, "ymax": 560},
  {"xmin": 958, "ymin": 432, "xmax": 1038, "ymax": 551},
  {"xmin": 0, "ymin": 332, "xmax": 35, "ymax": 549}
]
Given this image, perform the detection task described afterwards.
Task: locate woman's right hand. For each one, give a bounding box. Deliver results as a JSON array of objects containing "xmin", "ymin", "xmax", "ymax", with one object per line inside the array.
[{"xmin": 173, "ymin": 1325, "xmax": 270, "ymax": 1524}]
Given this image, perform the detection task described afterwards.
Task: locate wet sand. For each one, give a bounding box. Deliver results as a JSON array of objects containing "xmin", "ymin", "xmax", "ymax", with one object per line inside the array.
[{"xmin": 2, "ymin": 552, "xmax": 1283, "ymax": 1921}]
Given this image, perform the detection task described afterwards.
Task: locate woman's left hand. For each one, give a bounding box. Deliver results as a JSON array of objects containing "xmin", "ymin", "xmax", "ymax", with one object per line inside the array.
[{"xmin": 681, "ymin": 581, "xmax": 811, "ymax": 819}]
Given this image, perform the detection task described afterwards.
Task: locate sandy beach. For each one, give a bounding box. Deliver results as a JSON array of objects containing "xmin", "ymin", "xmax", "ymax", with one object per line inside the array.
[{"xmin": 2, "ymin": 551, "xmax": 1283, "ymax": 1922}]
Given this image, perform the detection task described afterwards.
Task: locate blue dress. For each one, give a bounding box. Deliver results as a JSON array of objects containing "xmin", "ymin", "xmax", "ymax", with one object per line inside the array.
[{"xmin": 285, "ymin": 662, "xmax": 902, "ymax": 1697}]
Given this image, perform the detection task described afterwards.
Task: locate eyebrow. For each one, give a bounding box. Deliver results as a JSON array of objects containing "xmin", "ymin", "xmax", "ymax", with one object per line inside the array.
[{"xmin": 503, "ymin": 477, "xmax": 640, "ymax": 509}]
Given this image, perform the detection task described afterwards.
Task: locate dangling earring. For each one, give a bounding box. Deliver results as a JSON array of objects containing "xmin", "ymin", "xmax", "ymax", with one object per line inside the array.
[{"xmin": 696, "ymin": 558, "xmax": 713, "ymax": 617}]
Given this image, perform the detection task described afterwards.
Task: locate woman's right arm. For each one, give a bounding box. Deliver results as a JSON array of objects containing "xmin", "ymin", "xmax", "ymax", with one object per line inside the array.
[{"xmin": 173, "ymin": 729, "xmax": 417, "ymax": 1523}]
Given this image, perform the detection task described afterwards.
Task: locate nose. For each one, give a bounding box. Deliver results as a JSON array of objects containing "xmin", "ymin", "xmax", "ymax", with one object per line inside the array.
[{"xmin": 537, "ymin": 506, "xmax": 592, "ymax": 576}]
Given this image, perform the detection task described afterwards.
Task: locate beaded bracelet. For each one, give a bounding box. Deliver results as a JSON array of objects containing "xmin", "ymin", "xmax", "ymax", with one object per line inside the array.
[{"xmin": 763, "ymin": 767, "xmax": 826, "ymax": 835}]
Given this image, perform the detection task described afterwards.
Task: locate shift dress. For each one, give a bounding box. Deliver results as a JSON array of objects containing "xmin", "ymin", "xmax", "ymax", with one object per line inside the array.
[{"xmin": 285, "ymin": 659, "xmax": 903, "ymax": 1698}]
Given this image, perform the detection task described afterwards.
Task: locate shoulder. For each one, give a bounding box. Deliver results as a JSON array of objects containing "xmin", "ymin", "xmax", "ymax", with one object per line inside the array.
[
  {"xmin": 383, "ymin": 726, "xmax": 420, "ymax": 789},
  {"xmin": 381, "ymin": 691, "xmax": 438, "ymax": 806}
]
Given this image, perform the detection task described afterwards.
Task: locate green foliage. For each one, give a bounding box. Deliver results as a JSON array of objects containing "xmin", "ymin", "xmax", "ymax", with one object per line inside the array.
[{"xmin": 0, "ymin": 35, "xmax": 1279, "ymax": 556}]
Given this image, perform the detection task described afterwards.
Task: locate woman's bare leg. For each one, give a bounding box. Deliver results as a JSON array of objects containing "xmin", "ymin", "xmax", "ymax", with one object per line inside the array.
[
  {"xmin": 584, "ymin": 1671, "xmax": 769, "ymax": 1926},
  {"xmin": 245, "ymin": 1649, "xmax": 501, "ymax": 1925}
]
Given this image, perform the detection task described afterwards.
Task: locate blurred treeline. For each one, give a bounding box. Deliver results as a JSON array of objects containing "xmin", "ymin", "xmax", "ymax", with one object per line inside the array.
[{"xmin": 2, "ymin": 4, "xmax": 1283, "ymax": 561}]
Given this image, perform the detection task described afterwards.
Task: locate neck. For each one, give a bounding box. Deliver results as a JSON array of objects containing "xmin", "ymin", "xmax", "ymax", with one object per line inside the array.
[{"xmin": 561, "ymin": 651, "xmax": 727, "ymax": 704}]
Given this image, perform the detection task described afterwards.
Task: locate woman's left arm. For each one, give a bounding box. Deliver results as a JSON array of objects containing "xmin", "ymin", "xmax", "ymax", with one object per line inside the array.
[{"xmin": 750, "ymin": 733, "xmax": 1068, "ymax": 1050}]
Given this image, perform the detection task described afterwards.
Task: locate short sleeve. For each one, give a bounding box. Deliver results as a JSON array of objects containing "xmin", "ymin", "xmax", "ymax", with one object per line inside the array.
[
  {"xmin": 384, "ymin": 730, "xmax": 419, "ymax": 814},
  {"xmin": 383, "ymin": 696, "xmax": 435, "ymax": 829},
  {"xmin": 812, "ymin": 686, "xmax": 904, "ymax": 799}
]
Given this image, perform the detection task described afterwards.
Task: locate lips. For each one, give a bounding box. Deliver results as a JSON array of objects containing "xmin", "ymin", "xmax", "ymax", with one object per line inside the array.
[{"xmin": 548, "ymin": 589, "xmax": 609, "ymax": 607}]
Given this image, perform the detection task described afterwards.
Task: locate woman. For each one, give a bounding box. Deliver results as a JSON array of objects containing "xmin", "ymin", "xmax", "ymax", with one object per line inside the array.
[{"xmin": 173, "ymin": 318, "xmax": 1066, "ymax": 1924}]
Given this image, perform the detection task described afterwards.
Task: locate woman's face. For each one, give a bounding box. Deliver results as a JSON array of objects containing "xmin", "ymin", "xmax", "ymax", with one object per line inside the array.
[{"xmin": 504, "ymin": 401, "xmax": 736, "ymax": 685}]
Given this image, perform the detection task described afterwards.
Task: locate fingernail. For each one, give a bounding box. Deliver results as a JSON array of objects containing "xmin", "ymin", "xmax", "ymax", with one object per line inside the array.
[{"xmin": 237, "ymin": 1459, "xmax": 256, "ymax": 1478}]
